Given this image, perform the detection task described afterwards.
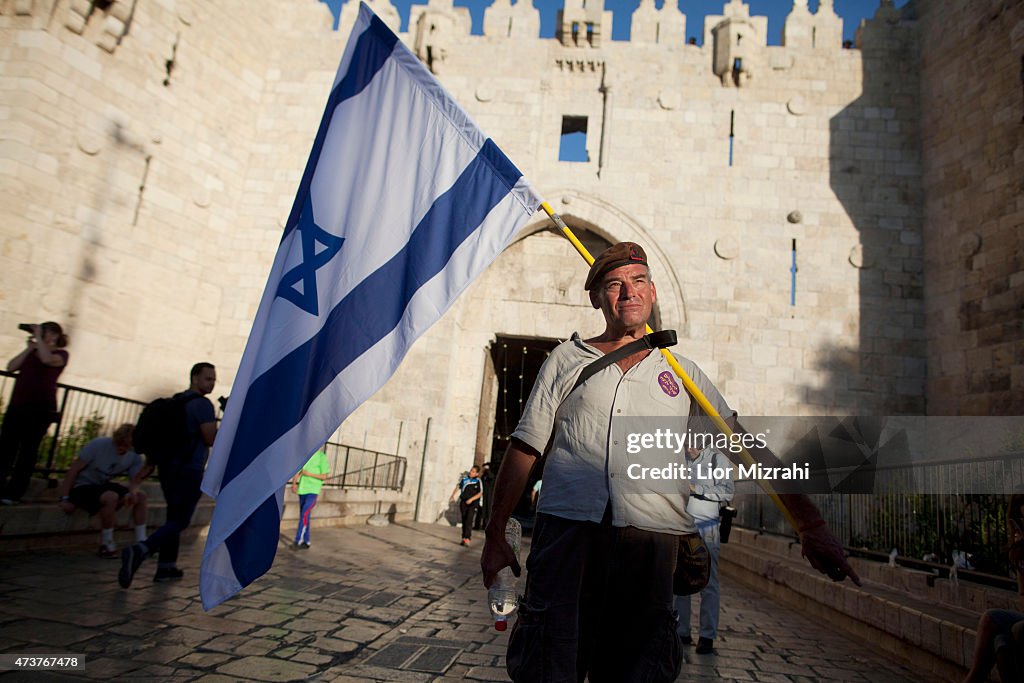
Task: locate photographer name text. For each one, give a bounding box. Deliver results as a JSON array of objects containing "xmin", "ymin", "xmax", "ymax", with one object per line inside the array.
[{"xmin": 625, "ymin": 462, "xmax": 810, "ymax": 481}]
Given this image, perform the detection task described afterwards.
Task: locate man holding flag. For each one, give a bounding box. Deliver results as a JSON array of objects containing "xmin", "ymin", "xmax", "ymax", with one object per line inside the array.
[
  {"xmin": 198, "ymin": 3, "xmax": 541, "ymax": 609},
  {"xmin": 198, "ymin": 10, "xmax": 859, "ymax": 683},
  {"xmin": 480, "ymin": 242, "xmax": 860, "ymax": 682}
]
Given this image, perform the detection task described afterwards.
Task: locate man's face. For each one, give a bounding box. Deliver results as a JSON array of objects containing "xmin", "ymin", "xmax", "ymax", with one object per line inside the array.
[
  {"xmin": 193, "ymin": 367, "xmax": 217, "ymax": 396},
  {"xmin": 114, "ymin": 438, "xmax": 132, "ymax": 455},
  {"xmin": 590, "ymin": 264, "xmax": 656, "ymax": 332},
  {"xmin": 469, "ymin": 467, "xmax": 479, "ymax": 478}
]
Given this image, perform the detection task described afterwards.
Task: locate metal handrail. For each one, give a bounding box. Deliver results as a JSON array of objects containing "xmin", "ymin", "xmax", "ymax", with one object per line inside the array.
[
  {"xmin": 0, "ymin": 369, "xmax": 146, "ymax": 475},
  {"xmin": 2, "ymin": 370, "xmax": 407, "ymax": 492}
]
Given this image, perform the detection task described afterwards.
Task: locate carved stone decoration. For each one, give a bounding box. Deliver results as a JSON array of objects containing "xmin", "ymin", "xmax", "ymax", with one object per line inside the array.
[
  {"xmin": 787, "ymin": 95, "xmax": 807, "ymax": 115},
  {"xmin": 475, "ymin": 83, "xmax": 494, "ymax": 102},
  {"xmin": 193, "ymin": 188, "xmax": 212, "ymax": 209},
  {"xmin": 787, "ymin": 210, "xmax": 802, "ymax": 224},
  {"xmin": 714, "ymin": 236, "xmax": 740, "ymax": 260},
  {"xmin": 849, "ymin": 244, "xmax": 878, "ymax": 269},
  {"xmin": 658, "ymin": 90, "xmax": 680, "ymax": 111},
  {"xmin": 76, "ymin": 130, "xmax": 103, "ymax": 156},
  {"xmin": 958, "ymin": 232, "xmax": 982, "ymax": 258}
]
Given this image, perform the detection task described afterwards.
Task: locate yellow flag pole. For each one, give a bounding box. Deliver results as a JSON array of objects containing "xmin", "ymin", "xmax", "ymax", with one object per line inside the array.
[{"xmin": 540, "ymin": 201, "xmax": 799, "ymax": 530}]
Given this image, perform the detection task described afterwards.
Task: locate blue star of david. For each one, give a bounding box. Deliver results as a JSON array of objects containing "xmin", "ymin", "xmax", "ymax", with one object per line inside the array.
[{"xmin": 276, "ymin": 191, "xmax": 344, "ymax": 315}]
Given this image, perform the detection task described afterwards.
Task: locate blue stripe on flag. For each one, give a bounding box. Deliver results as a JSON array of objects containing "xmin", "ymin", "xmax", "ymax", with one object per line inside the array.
[
  {"xmin": 282, "ymin": 15, "xmax": 398, "ymax": 240},
  {"xmin": 221, "ymin": 139, "xmax": 520, "ymax": 490},
  {"xmin": 479, "ymin": 137, "xmax": 526, "ymax": 193},
  {"xmin": 224, "ymin": 494, "xmax": 280, "ymax": 587}
]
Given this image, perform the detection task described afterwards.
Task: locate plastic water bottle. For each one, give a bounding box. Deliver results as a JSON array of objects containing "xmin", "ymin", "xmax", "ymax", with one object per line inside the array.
[{"xmin": 488, "ymin": 518, "xmax": 521, "ymax": 631}]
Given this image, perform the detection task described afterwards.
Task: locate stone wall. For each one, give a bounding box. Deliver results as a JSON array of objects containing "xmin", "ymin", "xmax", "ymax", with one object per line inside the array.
[
  {"xmin": 0, "ymin": 0, "xmax": 1018, "ymax": 525},
  {"xmin": 916, "ymin": 0, "xmax": 1024, "ymax": 415}
]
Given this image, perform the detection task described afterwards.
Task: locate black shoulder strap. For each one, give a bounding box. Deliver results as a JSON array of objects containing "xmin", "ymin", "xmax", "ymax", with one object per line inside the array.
[
  {"xmin": 176, "ymin": 392, "xmax": 204, "ymax": 407},
  {"xmin": 535, "ymin": 330, "xmax": 678, "ymax": 463},
  {"xmin": 570, "ymin": 329, "xmax": 677, "ymax": 395}
]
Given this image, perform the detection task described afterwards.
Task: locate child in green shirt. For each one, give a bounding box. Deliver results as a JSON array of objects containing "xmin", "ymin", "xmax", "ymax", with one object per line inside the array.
[{"xmin": 290, "ymin": 446, "xmax": 330, "ymax": 549}]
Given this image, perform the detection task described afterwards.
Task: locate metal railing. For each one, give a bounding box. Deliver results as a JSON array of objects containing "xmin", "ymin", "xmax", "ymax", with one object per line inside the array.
[
  {"xmin": 1, "ymin": 370, "xmax": 407, "ymax": 491},
  {"xmin": 733, "ymin": 450, "xmax": 1023, "ymax": 581},
  {"xmin": 322, "ymin": 441, "xmax": 406, "ymax": 491},
  {"xmin": 0, "ymin": 370, "xmax": 146, "ymax": 474}
]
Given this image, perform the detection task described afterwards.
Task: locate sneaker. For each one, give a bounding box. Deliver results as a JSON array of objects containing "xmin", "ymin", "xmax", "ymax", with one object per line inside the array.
[
  {"xmin": 118, "ymin": 543, "xmax": 146, "ymax": 588},
  {"xmin": 299, "ymin": 542, "xmax": 310, "ymax": 550},
  {"xmin": 679, "ymin": 635, "xmax": 693, "ymax": 646},
  {"xmin": 153, "ymin": 566, "xmax": 184, "ymax": 582},
  {"xmin": 695, "ymin": 637, "xmax": 714, "ymax": 655},
  {"xmin": 97, "ymin": 545, "xmax": 119, "ymax": 559},
  {"xmin": 0, "ymin": 498, "xmax": 18, "ymax": 505},
  {"xmin": 461, "ymin": 538, "xmax": 471, "ymax": 546}
]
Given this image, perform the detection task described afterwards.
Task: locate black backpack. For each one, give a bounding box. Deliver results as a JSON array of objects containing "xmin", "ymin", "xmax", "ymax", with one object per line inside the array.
[{"xmin": 133, "ymin": 394, "xmax": 201, "ymax": 468}]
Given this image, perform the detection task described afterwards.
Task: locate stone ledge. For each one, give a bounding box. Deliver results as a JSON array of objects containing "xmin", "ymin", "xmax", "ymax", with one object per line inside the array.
[
  {"xmin": 721, "ymin": 527, "xmax": 1013, "ymax": 682},
  {"xmin": 0, "ymin": 478, "xmax": 213, "ymax": 553}
]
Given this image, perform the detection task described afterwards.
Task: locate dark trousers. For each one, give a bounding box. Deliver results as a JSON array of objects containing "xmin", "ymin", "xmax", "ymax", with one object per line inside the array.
[
  {"xmin": 507, "ymin": 512, "xmax": 682, "ymax": 683},
  {"xmin": 0, "ymin": 404, "xmax": 52, "ymax": 500},
  {"xmin": 459, "ymin": 501, "xmax": 477, "ymax": 540},
  {"xmin": 144, "ymin": 467, "xmax": 203, "ymax": 566}
]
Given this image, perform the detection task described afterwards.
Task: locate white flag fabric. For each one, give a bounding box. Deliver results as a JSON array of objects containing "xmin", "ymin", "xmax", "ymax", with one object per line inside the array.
[{"xmin": 199, "ymin": 2, "xmax": 541, "ymax": 610}]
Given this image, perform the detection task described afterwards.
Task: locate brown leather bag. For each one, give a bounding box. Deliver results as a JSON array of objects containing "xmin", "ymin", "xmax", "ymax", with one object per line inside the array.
[{"xmin": 672, "ymin": 532, "xmax": 710, "ymax": 596}]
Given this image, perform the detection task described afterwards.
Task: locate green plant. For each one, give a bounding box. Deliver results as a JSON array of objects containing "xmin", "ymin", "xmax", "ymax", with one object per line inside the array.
[{"xmin": 38, "ymin": 412, "xmax": 106, "ymax": 472}]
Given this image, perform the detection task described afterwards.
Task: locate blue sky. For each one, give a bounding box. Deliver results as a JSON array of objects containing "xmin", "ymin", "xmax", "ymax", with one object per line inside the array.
[{"xmin": 321, "ymin": 0, "xmax": 909, "ymax": 44}]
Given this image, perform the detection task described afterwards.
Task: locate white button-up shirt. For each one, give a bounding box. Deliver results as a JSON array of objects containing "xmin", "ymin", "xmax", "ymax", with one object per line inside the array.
[{"xmin": 513, "ymin": 333, "xmax": 733, "ymax": 535}]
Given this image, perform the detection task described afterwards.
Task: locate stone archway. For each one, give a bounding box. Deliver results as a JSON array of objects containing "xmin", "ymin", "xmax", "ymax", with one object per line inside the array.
[{"xmin": 519, "ymin": 190, "xmax": 689, "ymax": 337}]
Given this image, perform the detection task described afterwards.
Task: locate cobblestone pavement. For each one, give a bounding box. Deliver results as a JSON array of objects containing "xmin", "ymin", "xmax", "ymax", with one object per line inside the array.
[{"xmin": 0, "ymin": 522, "xmax": 928, "ymax": 682}]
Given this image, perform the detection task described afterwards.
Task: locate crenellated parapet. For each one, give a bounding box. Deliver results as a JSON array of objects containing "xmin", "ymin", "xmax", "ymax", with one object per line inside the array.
[
  {"xmin": 853, "ymin": 0, "xmax": 908, "ymax": 50},
  {"xmin": 630, "ymin": 0, "xmax": 685, "ymax": 46},
  {"xmin": 409, "ymin": 0, "xmax": 471, "ymax": 74},
  {"xmin": 483, "ymin": 0, "xmax": 539, "ymax": 41},
  {"xmin": 782, "ymin": 0, "xmax": 843, "ymax": 49},
  {"xmin": 556, "ymin": 0, "xmax": 610, "ymax": 48}
]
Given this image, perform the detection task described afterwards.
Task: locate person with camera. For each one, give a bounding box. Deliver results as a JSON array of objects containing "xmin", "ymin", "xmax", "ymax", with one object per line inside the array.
[
  {"xmin": 674, "ymin": 444, "xmax": 734, "ymax": 655},
  {"xmin": 0, "ymin": 321, "xmax": 69, "ymax": 504}
]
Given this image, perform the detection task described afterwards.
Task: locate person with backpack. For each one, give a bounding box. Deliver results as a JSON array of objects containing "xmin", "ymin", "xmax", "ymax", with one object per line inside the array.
[
  {"xmin": 674, "ymin": 445, "xmax": 734, "ymax": 655},
  {"xmin": 450, "ymin": 465, "xmax": 482, "ymax": 546},
  {"xmin": 119, "ymin": 362, "xmax": 217, "ymax": 587}
]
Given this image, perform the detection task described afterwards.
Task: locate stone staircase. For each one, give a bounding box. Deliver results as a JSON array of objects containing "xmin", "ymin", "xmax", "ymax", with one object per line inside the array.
[{"xmin": 722, "ymin": 527, "xmax": 1019, "ymax": 682}]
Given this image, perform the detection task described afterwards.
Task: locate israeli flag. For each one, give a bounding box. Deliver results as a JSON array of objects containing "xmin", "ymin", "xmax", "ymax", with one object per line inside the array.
[{"xmin": 200, "ymin": 2, "xmax": 541, "ymax": 610}]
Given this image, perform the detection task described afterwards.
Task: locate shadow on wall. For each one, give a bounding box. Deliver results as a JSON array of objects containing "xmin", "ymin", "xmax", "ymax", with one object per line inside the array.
[
  {"xmin": 64, "ymin": 120, "xmax": 150, "ymax": 336},
  {"xmin": 824, "ymin": 4, "xmax": 925, "ymax": 415}
]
